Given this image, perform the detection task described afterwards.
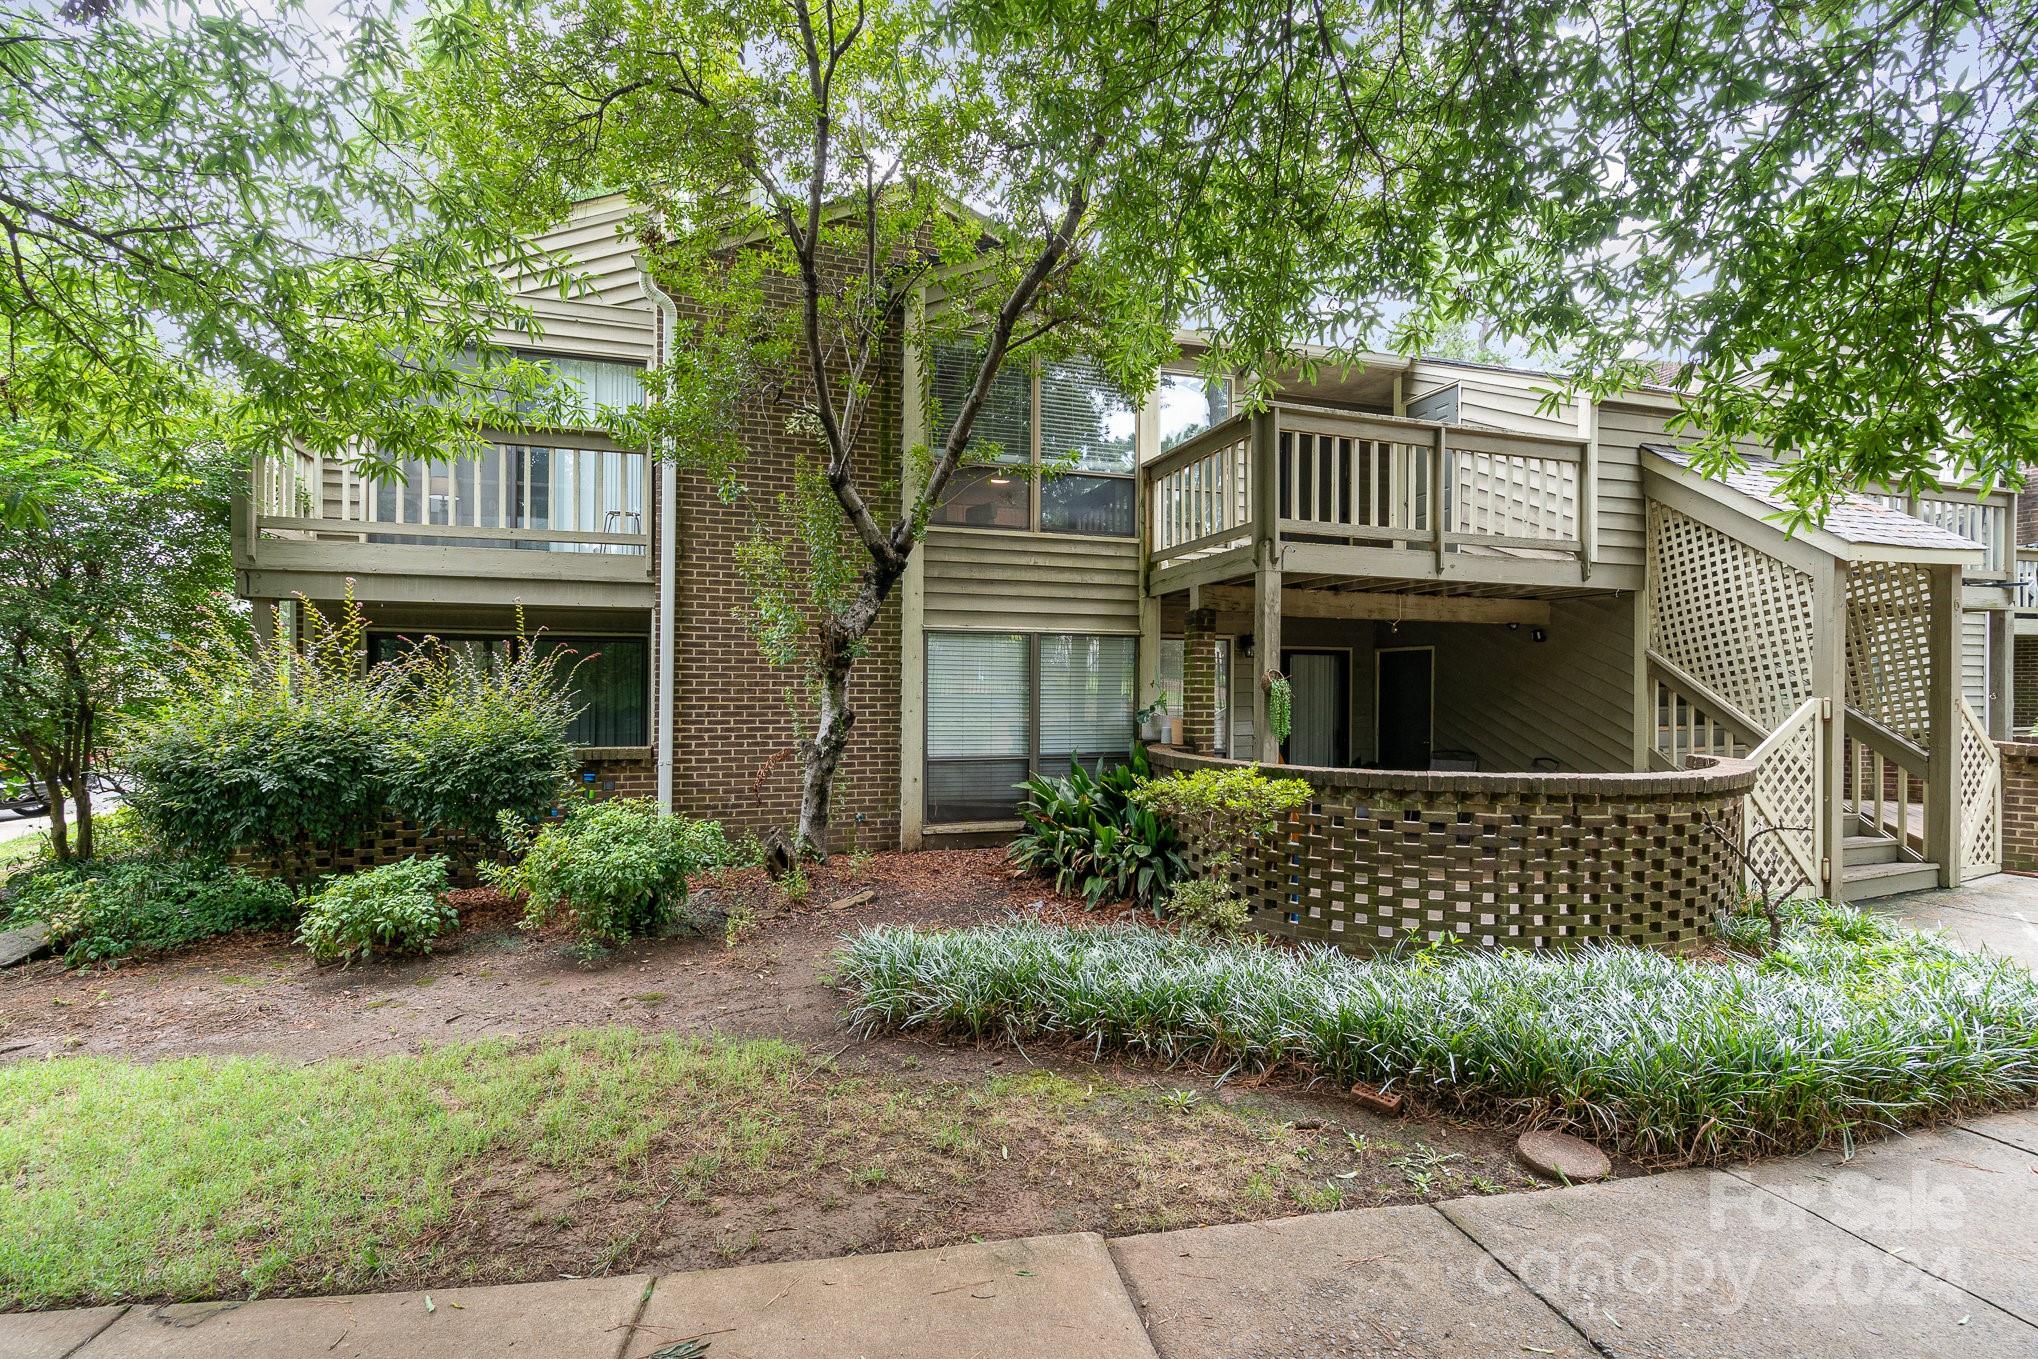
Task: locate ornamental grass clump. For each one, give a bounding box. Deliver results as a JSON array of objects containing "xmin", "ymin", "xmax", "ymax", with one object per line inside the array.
[{"xmin": 836, "ymin": 903, "xmax": 2038, "ymax": 1165}]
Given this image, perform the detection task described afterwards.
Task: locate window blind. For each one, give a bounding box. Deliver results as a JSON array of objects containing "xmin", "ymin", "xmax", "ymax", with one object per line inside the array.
[
  {"xmin": 1038, "ymin": 634, "xmax": 1135, "ymax": 756},
  {"xmin": 547, "ymin": 355, "xmax": 646, "ymax": 412},
  {"xmin": 1039, "ymin": 360, "xmax": 1135, "ymax": 473},
  {"xmin": 926, "ymin": 632, "xmax": 1030, "ymax": 757},
  {"xmin": 930, "ymin": 343, "xmax": 1030, "ymax": 464}
]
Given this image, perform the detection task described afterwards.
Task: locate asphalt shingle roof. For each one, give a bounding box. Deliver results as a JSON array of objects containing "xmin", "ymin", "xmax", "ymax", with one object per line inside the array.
[{"xmin": 1643, "ymin": 444, "xmax": 1982, "ymax": 553}]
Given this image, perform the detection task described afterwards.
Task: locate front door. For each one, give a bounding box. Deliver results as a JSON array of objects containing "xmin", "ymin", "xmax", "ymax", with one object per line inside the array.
[
  {"xmin": 1281, "ymin": 649, "xmax": 1348, "ymax": 767},
  {"xmin": 1376, "ymin": 647, "xmax": 1434, "ymax": 769}
]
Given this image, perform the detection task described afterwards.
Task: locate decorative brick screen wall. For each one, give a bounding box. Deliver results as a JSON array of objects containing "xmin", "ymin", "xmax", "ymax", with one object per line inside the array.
[
  {"xmin": 1147, "ymin": 747, "xmax": 1757, "ymax": 953},
  {"xmin": 1998, "ymin": 741, "xmax": 2038, "ymax": 873}
]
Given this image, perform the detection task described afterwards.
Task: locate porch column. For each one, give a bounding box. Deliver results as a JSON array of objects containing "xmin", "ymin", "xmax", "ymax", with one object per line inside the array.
[
  {"xmin": 1812, "ymin": 559, "xmax": 1848, "ymax": 902},
  {"xmin": 1250, "ymin": 408, "xmax": 1282, "ymax": 764},
  {"xmin": 1927, "ymin": 563, "xmax": 1965, "ymax": 887},
  {"xmin": 1252, "ymin": 553, "xmax": 1283, "ymax": 763},
  {"xmin": 1182, "ymin": 606, "xmax": 1221, "ymax": 753}
]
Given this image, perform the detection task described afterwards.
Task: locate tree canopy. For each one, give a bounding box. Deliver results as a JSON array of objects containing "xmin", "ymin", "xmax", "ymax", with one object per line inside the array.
[{"xmin": 0, "ymin": 0, "xmax": 592, "ymax": 514}]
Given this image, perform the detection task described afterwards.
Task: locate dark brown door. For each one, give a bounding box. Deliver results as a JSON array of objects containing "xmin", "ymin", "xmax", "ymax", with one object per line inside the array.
[{"xmin": 1376, "ymin": 648, "xmax": 1433, "ymax": 769}]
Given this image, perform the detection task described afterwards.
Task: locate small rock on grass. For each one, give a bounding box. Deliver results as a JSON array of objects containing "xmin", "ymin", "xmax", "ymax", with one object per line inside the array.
[{"xmin": 1516, "ymin": 1130, "xmax": 1610, "ymax": 1183}]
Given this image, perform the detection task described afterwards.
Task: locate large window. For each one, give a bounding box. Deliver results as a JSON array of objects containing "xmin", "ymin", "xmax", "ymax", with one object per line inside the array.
[
  {"xmin": 370, "ymin": 440, "xmax": 647, "ymax": 552},
  {"xmin": 1156, "ymin": 371, "xmax": 1232, "ymax": 451},
  {"xmin": 928, "ymin": 346, "xmax": 1137, "ymax": 536},
  {"xmin": 369, "ymin": 632, "xmax": 649, "ymax": 748},
  {"xmin": 925, "ymin": 631, "xmax": 1136, "ymax": 824}
]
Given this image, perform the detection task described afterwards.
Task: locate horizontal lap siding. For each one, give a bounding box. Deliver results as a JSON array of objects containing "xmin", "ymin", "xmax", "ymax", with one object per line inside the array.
[
  {"xmin": 923, "ymin": 530, "xmax": 1142, "ymax": 634},
  {"xmin": 1391, "ymin": 594, "xmax": 1637, "ymax": 772}
]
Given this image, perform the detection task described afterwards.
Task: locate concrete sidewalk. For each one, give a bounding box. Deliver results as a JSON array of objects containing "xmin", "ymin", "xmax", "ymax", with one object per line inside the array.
[{"xmin": 11, "ymin": 875, "xmax": 2038, "ymax": 1359}]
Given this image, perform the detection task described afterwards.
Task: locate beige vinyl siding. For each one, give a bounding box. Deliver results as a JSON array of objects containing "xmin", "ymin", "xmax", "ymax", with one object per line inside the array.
[
  {"xmin": 1388, "ymin": 595, "xmax": 1636, "ymax": 772},
  {"xmin": 1594, "ymin": 402, "xmax": 1690, "ymax": 574},
  {"xmin": 492, "ymin": 195, "xmax": 656, "ymax": 362},
  {"xmin": 923, "ymin": 528, "xmax": 1142, "ymax": 633},
  {"xmin": 1964, "ymin": 610, "xmax": 1991, "ymax": 725},
  {"xmin": 1407, "ymin": 360, "xmax": 1580, "ymax": 437}
]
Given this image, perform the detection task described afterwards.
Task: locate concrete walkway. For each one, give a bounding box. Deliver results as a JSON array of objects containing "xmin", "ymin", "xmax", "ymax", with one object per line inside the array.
[{"xmin": 11, "ymin": 876, "xmax": 2038, "ymax": 1359}]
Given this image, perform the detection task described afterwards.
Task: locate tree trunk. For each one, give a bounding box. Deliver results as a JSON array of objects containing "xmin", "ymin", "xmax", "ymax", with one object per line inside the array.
[
  {"xmin": 70, "ymin": 704, "xmax": 94, "ymax": 861},
  {"xmin": 795, "ymin": 636, "xmax": 857, "ymax": 857},
  {"xmin": 30, "ymin": 750, "xmax": 69, "ymax": 862}
]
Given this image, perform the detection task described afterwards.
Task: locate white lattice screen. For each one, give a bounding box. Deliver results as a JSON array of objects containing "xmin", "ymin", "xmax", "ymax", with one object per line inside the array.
[
  {"xmin": 1743, "ymin": 699, "xmax": 1825, "ymax": 894},
  {"xmin": 1959, "ymin": 699, "xmax": 2002, "ymax": 873},
  {"xmin": 1844, "ymin": 562, "xmax": 1933, "ymax": 743},
  {"xmin": 1646, "ymin": 504, "xmax": 1816, "ymax": 730}
]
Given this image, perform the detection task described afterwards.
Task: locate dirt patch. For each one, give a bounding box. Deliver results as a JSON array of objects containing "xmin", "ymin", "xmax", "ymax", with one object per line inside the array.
[{"xmin": 0, "ymin": 849, "xmax": 1599, "ymax": 1300}]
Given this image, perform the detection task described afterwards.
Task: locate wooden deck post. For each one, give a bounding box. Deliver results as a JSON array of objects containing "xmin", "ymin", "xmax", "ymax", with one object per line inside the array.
[
  {"xmin": 1251, "ymin": 410, "xmax": 1283, "ymax": 764},
  {"xmin": 1812, "ymin": 558, "xmax": 1849, "ymax": 902},
  {"xmin": 1927, "ymin": 563, "xmax": 1965, "ymax": 887},
  {"xmin": 1989, "ymin": 606, "xmax": 2014, "ymax": 741}
]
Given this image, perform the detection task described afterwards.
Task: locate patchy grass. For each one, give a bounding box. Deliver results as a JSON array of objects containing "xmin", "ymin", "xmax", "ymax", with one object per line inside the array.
[
  {"xmin": 0, "ymin": 1027, "xmax": 1535, "ymax": 1309},
  {"xmin": 837, "ymin": 903, "xmax": 2038, "ymax": 1166}
]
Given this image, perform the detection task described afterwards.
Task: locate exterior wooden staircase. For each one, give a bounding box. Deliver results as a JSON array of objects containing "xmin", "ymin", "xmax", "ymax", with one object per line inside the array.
[{"xmin": 1840, "ymin": 829, "xmax": 1939, "ymax": 902}]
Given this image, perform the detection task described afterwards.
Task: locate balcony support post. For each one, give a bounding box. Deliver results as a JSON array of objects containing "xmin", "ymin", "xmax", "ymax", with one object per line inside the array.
[
  {"xmin": 1926, "ymin": 562, "xmax": 1965, "ymax": 887},
  {"xmin": 1251, "ymin": 409, "xmax": 1283, "ymax": 764}
]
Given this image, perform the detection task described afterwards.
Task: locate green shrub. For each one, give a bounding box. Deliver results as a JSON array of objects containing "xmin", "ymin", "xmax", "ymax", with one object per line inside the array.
[
  {"xmin": 485, "ymin": 799, "xmax": 734, "ymax": 958},
  {"xmin": 3, "ymin": 855, "xmax": 295, "ymax": 965},
  {"xmin": 1128, "ymin": 765, "xmax": 1314, "ymax": 862},
  {"xmin": 124, "ymin": 597, "xmax": 397, "ymax": 887},
  {"xmin": 1009, "ymin": 750, "xmax": 1186, "ymax": 909},
  {"xmin": 1157, "ymin": 877, "xmax": 1249, "ymax": 938},
  {"xmin": 837, "ymin": 912, "xmax": 2038, "ymax": 1165},
  {"xmin": 382, "ymin": 634, "xmax": 577, "ymax": 863},
  {"xmin": 297, "ymin": 857, "xmax": 457, "ymax": 966}
]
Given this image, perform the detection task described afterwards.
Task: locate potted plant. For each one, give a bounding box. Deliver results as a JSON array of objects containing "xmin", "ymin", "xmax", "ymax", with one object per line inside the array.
[
  {"xmin": 1262, "ymin": 671, "xmax": 1292, "ymax": 763},
  {"xmin": 1136, "ymin": 694, "xmax": 1169, "ymax": 744}
]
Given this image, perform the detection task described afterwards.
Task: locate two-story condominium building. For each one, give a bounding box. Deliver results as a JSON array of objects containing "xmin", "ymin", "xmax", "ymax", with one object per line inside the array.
[{"xmin": 234, "ymin": 196, "xmax": 2021, "ymax": 909}]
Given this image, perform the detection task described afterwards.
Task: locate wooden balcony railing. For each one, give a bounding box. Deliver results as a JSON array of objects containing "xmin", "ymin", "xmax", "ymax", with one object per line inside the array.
[
  {"xmin": 1866, "ymin": 486, "xmax": 2016, "ymax": 579},
  {"xmin": 1144, "ymin": 403, "xmax": 1589, "ymax": 575},
  {"xmin": 249, "ymin": 440, "xmax": 652, "ymax": 558}
]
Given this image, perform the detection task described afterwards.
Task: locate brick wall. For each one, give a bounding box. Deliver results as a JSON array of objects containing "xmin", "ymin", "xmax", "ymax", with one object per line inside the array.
[
  {"xmin": 1180, "ymin": 607, "xmax": 1219, "ymax": 753},
  {"xmin": 2017, "ymin": 639, "xmax": 2038, "ymax": 733},
  {"xmin": 657, "ymin": 260, "xmax": 903, "ymax": 852},
  {"xmin": 2018, "ymin": 487, "xmax": 2038, "ymax": 550},
  {"xmin": 1148, "ymin": 745, "xmax": 1757, "ymax": 953},
  {"xmin": 1999, "ymin": 741, "xmax": 2038, "ymax": 873}
]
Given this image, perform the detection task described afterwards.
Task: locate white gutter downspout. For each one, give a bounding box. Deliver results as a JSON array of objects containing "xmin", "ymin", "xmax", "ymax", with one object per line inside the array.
[{"xmin": 640, "ymin": 260, "xmax": 680, "ymax": 815}]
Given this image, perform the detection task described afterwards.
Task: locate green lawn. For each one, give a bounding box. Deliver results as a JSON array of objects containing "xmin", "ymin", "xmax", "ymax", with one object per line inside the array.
[
  {"xmin": 0, "ymin": 1029, "xmax": 803, "ymax": 1307},
  {"xmin": 0, "ymin": 1024, "xmax": 1514, "ymax": 1309}
]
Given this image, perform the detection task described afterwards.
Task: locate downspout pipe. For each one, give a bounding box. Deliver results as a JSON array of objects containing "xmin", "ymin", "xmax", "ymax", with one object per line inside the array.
[{"xmin": 639, "ymin": 259, "xmax": 680, "ymax": 815}]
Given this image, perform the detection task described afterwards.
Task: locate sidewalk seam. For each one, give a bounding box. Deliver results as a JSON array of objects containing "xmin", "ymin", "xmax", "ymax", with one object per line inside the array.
[
  {"xmin": 1097, "ymin": 1236, "xmax": 1166, "ymax": 1359},
  {"xmin": 57, "ymin": 1304, "xmax": 128, "ymax": 1359},
  {"xmin": 1427, "ymin": 1204, "xmax": 1617, "ymax": 1359},
  {"xmin": 610, "ymin": 1274, "xmax": 659, "ymax": 1359},
  {"xmin": 1952, "ymin": 1119, "xmax": 2038, "ymax": 1161},
  {"xmin": 1720, "ymin": 1166, "xmax": 2038, "ymax": 1332}
]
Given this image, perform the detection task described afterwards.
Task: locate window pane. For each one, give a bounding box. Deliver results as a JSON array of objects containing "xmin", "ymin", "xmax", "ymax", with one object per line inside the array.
[
  {"xmin": 1039, "ymin": 633, "xmax": 1135, "ymax": 757},
  {"xmin": 1040, "ymin": 359, "xmax": 1135, "ymax": 473},
  {"xmin": 1040, "ymin": 474, "xmax": 1133, "ymax": 536},
  {"xmin": 542, "ymin": 354, "xmax": 646, "ymax": 414},
  {"xmin": 929, "ymin": 343, "xmax": 1030, "ymax": 465},
  {"xmin": 541, "ymin": 636, "xmax": 649, "ymax": 747},
  {"xmin": 1158, "ymin": 372, "xmax": 1231, "ymax": 451},
  {"xmin": 927, "ymin": 633, "xmax": 1029, "ymax": 758},
  {"xmin": 932, "ymin": 466, "xmax": 1029, "ymax": 529},
  {"xmin": 926, "ymin": 759, "xmax": 1031, "ymax": 823}
]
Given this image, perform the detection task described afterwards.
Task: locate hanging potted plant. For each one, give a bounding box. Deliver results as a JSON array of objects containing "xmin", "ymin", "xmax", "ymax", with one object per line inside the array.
[{"xmin": 1263, "ymin": 671, "xmax": 1292, "ymax": 763}]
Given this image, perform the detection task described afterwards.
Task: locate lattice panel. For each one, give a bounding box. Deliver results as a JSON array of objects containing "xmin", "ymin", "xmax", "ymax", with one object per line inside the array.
[
  {"xmin": 1959, "ymin": 699, "xmax": 2002, "ymax": 872},
  {"xmin": 1647, "ymin": 504, "xmax": 1816, "ymax": 730},
  {"xmin": 1167, "ymin": 767, "xmax": 1748, "ymax": 955},
  {"xmin": 1845, "ymin": 562, "xmax": 1933, "ymax": 743},
  {"xmin": 1744, "ymin": 699, "xmax": 1824, "ymax": 896}
]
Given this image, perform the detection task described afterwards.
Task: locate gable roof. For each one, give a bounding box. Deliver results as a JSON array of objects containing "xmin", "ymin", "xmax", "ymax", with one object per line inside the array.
[{"xmin": 1642, "ymin": 444, "xmax": 1985, "ymax": 564}]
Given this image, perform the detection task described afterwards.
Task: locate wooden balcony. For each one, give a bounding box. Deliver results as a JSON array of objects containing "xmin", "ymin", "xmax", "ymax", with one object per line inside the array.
[
  {"xmin": 235, "ymin": 442, "xmax": 654, "ymax": 610},
  {"xmin": 1143, "ymin": 403, "xmax": 1599, "ymax": 594}
]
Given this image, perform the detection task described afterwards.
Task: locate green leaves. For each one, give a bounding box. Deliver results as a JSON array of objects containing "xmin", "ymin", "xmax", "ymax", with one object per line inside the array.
[
  {"xmin": 1009, "ymin": 754, "xmax": 1189, "ymax": 910},
  {"xmin": 298, "ymin": 856, "xmax": 459, "ymax": 966}
]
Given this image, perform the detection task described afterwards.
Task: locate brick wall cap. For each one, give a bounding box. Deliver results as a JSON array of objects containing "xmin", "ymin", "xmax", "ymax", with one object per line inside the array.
[{"xmin": 1146, "ymin": 744, "xmax": 1760, "ymax": 799}]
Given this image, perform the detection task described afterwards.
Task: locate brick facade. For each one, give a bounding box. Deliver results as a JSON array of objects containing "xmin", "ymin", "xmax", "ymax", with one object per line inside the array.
[
  {"xmin": 1998, "ymin": 740, "xmax": 2038, "ymax": 873},
  {"xmin": 657, "ymin": 266, "xmax": 904, "ymax": 852},
  {"xmin": 2018, "ymin": 487, "xmax": 2038, "ymax": 550},
  {"xmin": 2017, "ymin": 638, "xmax": 2038, "ymax": 733}
]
